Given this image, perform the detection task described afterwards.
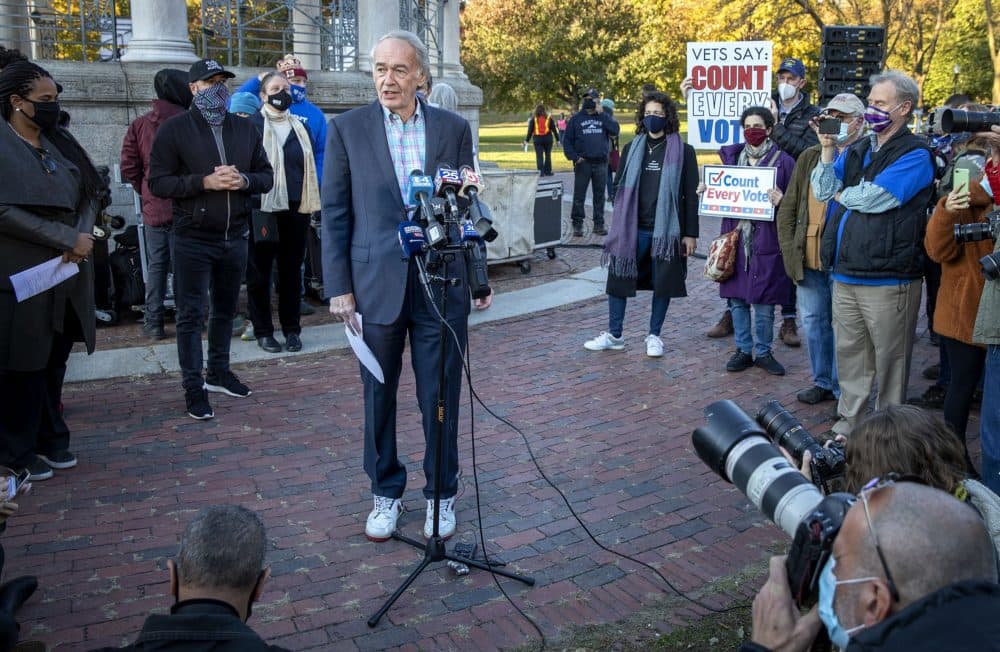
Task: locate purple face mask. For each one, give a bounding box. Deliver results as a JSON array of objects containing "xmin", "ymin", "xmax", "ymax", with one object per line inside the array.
[{"xmin": 863, "ymin": 104, "xmax": 900, "ymax": 133}]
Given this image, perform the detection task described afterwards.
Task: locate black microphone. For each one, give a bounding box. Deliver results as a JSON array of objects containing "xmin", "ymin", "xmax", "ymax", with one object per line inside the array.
[
  {"xmin": 459, "ymin": 166, "xmax": 497, "ymax": 242},
  {"xmin": 407, "ymin": 170, "xmax": 446, "ymax": 248},
  {"xmin": 434, "ymin": 165, "xmax": 462, "ymax": 216}
]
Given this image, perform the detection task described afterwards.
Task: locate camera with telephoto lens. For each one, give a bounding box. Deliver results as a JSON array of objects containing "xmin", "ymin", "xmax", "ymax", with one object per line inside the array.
[
  {"xmin": 692, "ymin": 400, "xmax": 855, "ymax": 607},
  {"xmin": 939, "ymin": 108, "xmax": 1000, "ymax": 134},
  {"xmin": 954, "ymin": 209, "xmax": 1000, "ymax": 244},
  {"xmin": 756, "ymin": 400, "xmax": 846, "ymax": 494}
]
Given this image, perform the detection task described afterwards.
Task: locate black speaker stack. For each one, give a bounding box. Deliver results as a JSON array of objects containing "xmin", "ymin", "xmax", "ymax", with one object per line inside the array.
[{"xmin": 817, "ymin": 26, "xmax": 885, "ymax": 106}]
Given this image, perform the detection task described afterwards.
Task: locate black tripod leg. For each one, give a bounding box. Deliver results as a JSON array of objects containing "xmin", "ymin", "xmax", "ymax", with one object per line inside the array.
[
  {"xmin": 445, "ymin": 554, "xmax": 536, "ymax": 585},
  {"xmin": 367, "ymin": 556, "xmax": 433, "ymax": 627}
]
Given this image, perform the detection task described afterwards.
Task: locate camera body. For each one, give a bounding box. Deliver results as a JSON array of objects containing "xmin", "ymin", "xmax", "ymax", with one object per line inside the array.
[
  {"xmin": 756, "ymin": 400, "xmax": 846, "ymax": 494},
  {"xmin": 692, "ymin": 399, "xmax": 854, "ymax": 607}
]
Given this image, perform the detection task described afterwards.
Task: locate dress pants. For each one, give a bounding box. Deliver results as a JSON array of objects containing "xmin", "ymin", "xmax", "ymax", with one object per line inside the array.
[
  {"xmin": 570, "ymin": 158, "xmax": 607, "ymax": 228},
  {"xmin": 173, "ymin": 233, "xmax": 248, "ymax": 392},
  {"xmin": 831, "ymin": 280, "xmax": 922, "ymax": 436},
  {"xmin": 360, "ymin": 260, "xmax": 467, "ymax": 500},
  {"xmin": 246, "ymin": 209, "xmax": 309, "ymax": 338}
]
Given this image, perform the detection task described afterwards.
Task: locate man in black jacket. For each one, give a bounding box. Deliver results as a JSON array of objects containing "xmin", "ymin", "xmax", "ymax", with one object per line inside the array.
[
  {"xmin": 90, "ymin": 505, "xmax": 289, "ymax": 652},
  {"xmin": 148, "ymin": 59, "xmax": 273, "ymax": 421},
  {"xmin": 563, "ymin": 90, "xmax": 620, "ymax": 237},
  {"xmin": 770, "ymin": 57, "xmax": 821, "ymax": 161},
  {"xmin": 742, "ymin": 482, "xmax": 1000, "ymax": 652}
]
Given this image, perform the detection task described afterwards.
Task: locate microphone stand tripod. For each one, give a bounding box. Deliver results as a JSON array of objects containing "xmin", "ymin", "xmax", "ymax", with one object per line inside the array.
[{"xmin": 368, "ymin": 245, "xmax": 535, "ymax": 627}]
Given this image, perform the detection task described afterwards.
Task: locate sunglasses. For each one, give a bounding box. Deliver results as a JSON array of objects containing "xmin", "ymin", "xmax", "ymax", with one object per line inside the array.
[
  {"xmin": 34, "ymin": 147, "xmax": 57, "ymax": 174},
  {"xmin": 857, "ymin": 474, "xmax": 925, "ymax": 603}
]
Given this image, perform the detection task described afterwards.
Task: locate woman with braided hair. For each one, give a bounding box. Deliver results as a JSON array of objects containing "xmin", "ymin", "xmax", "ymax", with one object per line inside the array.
[{"xmin": 0, "ymin": 47, "xmax": 105, "ymax": 481}]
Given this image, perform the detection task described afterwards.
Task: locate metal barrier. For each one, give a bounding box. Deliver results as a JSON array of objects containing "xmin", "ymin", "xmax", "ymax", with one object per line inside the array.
[
  {"xmin": 0, "ymin": 0, "xmax": 128, "ymax": 63},
  {"xmin": 399, "ymin": 0, "xmax": 442, "ymax": 78}
]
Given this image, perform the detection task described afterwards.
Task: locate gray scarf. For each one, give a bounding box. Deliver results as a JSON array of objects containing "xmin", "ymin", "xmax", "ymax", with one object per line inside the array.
[{"xmin": 602, "ymin": 132, "xmax": 683, "ymax": 278}]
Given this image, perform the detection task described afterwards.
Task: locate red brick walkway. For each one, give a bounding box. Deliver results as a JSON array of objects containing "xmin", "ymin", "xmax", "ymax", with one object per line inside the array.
[{"xmin": 12, "ymin": 266, "xmax": 949, "ymax": 650}]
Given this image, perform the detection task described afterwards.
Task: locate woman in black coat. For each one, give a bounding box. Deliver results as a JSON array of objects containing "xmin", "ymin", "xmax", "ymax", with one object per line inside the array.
[
  {"xmin": 0, "ymin": 48, "xmax": 103, "ymax": 480},
  {"xmin": 583, "ymin": 91, "xmax": 698, "ymax": 357}
]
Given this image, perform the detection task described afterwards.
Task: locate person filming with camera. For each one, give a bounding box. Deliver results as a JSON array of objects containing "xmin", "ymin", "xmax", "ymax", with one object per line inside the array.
[{"xmin": 743, "ymin": 481, "xmax": 1000, "ymax": 652}]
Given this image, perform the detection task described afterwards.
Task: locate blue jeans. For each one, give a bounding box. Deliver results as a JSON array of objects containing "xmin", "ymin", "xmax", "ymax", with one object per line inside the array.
[
  {"xmin": 798, "ymin": 269, "xmax": 839, "ymax": 394},
  {"xmin": 173, "ymin": 233, "xmax": 248, "ymax": 393},
  {"xmin": 143, "ymin": 223, "xmax": 174, "ymax": 326},
  {"xmin": 981, "ymin": 345, "xmax": 1000, "ymax": 495},
  {"xmin": 730, "ymin": 299, "xmax": 775, "ymax": 357},
  {"xmin": 607, "ymin": 230, "xmax": 670, "ymax": 337}
]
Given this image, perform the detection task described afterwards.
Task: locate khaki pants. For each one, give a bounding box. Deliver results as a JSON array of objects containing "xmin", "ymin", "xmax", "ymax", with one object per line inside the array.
[{"xmin": 831, "ymin": 280, "xmax": 922, "ymax": 436}]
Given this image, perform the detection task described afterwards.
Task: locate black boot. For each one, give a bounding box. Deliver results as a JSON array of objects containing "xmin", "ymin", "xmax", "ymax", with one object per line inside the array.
[{"xmin": 0, "ymin": 576, "xmax": 37, "ymax": 615}]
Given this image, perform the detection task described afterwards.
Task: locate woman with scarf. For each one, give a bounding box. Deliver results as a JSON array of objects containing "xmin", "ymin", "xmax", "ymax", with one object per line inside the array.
[
  {"xmin": 718, "ymin": 106, "xmax": 795, "ymax": 376},
  {"xmin": 583, "ymin": 91, "xmax": 698, "ymax": 357},
  {"xmin": 248, "ymin": 72, "xmax": 321, "ymax": 354},
  {"xmin": 0, "ymin": 47, "xmax": 106, "ymax": 480}
]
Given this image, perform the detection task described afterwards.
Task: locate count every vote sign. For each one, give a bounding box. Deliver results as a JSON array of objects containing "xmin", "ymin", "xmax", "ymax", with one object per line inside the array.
[
  {"xmin": 699, "ymin": 165, "xmax": 776, "ymax": 221},
  {"xmin": 686, "ymin": 41, "xmax": 772, "ymax": 149}
]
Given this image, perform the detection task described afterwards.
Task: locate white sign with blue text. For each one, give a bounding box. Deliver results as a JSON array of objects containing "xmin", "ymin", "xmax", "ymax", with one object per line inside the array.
[
  {"xmin": 686, "ymin": 41, "xmax": 773, "ymax": 149},
  {"xmin": 699, "ymin": 165, "xmax": 776, "ymax": 221}
]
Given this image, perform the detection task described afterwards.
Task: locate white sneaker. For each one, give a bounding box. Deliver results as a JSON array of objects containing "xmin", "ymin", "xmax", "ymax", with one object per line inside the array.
[
  {"xmin": 645, "ymin": 334, "xmax": 664, "ymax": 357},
  {"xmin": 424, "ymin": 497, "xmax": 457, "ymax": 539},
  {"xmin": 365, "ymin": 495, "xmax": 402, "ymax": 542},
  {"xmin": 584, "ymin": 331, "xmax": 625, "ymax": 351}
]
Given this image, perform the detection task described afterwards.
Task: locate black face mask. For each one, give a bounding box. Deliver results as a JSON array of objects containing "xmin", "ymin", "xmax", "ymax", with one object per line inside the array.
[
  {"xmin": 22, "ymin": 98, "xmax": 61, "ymax": 131},
  {"xmin": 266, "ymin": 90, "xmax": 292, "ymax": 112}
]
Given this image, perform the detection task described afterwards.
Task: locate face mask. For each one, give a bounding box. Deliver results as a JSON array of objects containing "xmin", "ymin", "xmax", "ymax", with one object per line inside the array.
[
  {"xmin": 643, "ymin": 115, "xmax": 667, "ymax": 134},
  {"xmin": 778, "ymin": 82, "xmax": 798, "ymax": 102},
  {"xmin": 836, "ymin": 119, "xmax": 858, "ymax": 145},
  {"xmin": 22, "ymin": 98, "xmax": 61, "ymax": 131},
  {"xmin": 193, "ymin": 83, "xmax": 230, "ymax": 127},
  {"xmin": 818, "ymin": 555, "xmax": 877, "ymax": 649},
  {"xmin": 266, "ymin": 90, "xmax": 292, "ymax": 112},
  {"xmin": 289, "ymin": 84, "xmax": 307, "ymax": 104},
  {"xmin": 864, "ymin": 104, "xmax": 900, "ymax": 133},
  {"xmin": 743, "ymin": 126, "xmax": 768, "ymax": 147}
]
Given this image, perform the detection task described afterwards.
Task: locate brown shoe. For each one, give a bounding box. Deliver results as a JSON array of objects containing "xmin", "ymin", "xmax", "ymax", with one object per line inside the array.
[
  {"xmin": 706, "ymin": 310, "xmax": 734, "ymax": 338},
  {"xmin": 779, "ymin": 317, "xmax": 801, "ymax": 347}
]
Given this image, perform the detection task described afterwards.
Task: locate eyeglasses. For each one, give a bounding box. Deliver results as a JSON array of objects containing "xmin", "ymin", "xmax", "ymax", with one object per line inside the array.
[
  {"xmin": 34, "ymin": 147, "xmax": 57, "ymax": 175},
  {"xmin": 857, "ymin": 474, "xmax": 924, "ymax": 603}
]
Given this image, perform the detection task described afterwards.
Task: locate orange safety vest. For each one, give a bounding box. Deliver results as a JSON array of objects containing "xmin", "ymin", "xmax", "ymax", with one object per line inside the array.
[{"xmin": 534, "ymin": 116, "xmax": 549, "ymax": 137}]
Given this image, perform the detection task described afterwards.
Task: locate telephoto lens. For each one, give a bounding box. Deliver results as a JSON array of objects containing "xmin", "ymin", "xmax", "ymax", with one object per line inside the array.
[
  {"xmin": 955, "ymin": 221, "xmax": 996, "ymax": 244},
  {"xmin": 756, "ymin": 400, "xmax": 823, "ymax": 467},
  {"xmin": 940, "ymin": 108, "xmax": 1000, "ymax": 134},
  {"xmin": 693, "ymin": 400, "xmax": 824, "ymax": 537}
]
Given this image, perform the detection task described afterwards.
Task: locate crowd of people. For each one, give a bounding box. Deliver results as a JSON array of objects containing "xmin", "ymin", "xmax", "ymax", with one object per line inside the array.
[{"xmin": 2, "ymin": 30, "xmax": 1000, "ymax": 651}]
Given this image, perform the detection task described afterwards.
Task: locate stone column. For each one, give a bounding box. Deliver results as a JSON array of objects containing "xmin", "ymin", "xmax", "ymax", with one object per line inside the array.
[
  {"xmin": 292, "ymin": 1, "xmax": 322, "ymax": 70},
  {"xmin": 440, "ymin": 0, "xmax": 465, "ymax": 79},
  {"xmin": 121, "ymin": 0, "xmax": 198, "ymax": 63},
  {"xmin": 357, "ymin": 0, "xmax": 400, "ymax": 73}
]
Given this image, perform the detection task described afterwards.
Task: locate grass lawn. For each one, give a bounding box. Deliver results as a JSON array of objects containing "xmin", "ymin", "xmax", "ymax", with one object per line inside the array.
[{"xmin": 478, "ymin": 112, "xmax": 718, "ymax": 172}]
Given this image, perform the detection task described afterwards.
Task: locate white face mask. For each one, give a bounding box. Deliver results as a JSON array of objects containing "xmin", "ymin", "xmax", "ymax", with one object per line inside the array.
[
  {"xmin": 778, "ymin": 82, "xmax": 798, "ymax": 102},
  {"xmin": 836, "ymin": 118, "xmax": 859, "ymax": 145}
]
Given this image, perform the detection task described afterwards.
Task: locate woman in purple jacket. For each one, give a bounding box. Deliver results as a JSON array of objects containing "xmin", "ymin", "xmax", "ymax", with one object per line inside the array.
[{"xmin": 717, "ymin": 106, "xmax": 795, "ymax": 375}]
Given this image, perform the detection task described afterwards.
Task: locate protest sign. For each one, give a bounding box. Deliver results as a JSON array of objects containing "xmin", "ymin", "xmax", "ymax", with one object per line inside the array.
[
  {"xmin": 699, "ymin": 165, "xmax": 776, "ymax": 221},
  {"xmin": 686, "ymin": 41, "xmax": 773, "ymax": 149}
]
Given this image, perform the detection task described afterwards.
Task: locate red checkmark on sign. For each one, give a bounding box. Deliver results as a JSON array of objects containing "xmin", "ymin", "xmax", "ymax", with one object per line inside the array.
[{"xmin": 709, "ymin": 171, "xmax": 725, "ymax": 184}]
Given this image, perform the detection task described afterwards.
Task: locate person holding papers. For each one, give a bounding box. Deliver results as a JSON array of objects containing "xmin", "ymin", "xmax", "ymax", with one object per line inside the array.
[
  {"xmin": 714, "ymin": 106, "xmax": 795, "ymax": 376},
  {"xmin": 0, "ymin": 48, "xmax": 104, "ymax": 481}
]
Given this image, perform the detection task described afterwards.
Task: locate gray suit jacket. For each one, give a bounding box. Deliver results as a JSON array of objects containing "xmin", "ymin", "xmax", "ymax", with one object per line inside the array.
[{"xmin": 320, "ymin": 100, "xmax": 475, "ymax": 325}]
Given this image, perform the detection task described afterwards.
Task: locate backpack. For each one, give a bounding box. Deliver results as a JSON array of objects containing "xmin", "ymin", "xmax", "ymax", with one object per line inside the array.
[{"xmin": 109, "ymin": 227, "xmax": 145, "ymax": 311}]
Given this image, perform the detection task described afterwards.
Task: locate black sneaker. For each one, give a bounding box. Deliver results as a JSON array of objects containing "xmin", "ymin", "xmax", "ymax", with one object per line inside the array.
[
  {"xmin": 797, "ymin": 385, "xmax": 836, "ymax": 405},
  {"xmin": 37, "ymin": 450, "xmax": 77, "ymax": 469},
  {"xmin": 754, "ymin": 353, "xmax": 786, "ymax": 376},
  {"xmin": 285, "ymin": 333, "xmax": 302, "ymax": 352},
  {"xmin": 592, "ymin": 224, "xmax": 608, "ymax": 236},
  {"xmin": 185, "ymin": 388, "xmax": 215, "ymax": 420},
  {"xmin": 726, "ymin": 350, "xmax": 753, "ymax": 372},
  {"xmin": 907, "ymin": 384, "xmax": 946, "ymax": 409},
  {"xmin": 204, "ymin": 370, "xmax": 252, "ymax": 398},
  {"xmin": 142, "ymin": 322, "xmax": 166, "ymax": 340},
  {"xmin": 25, "ymin": 458, "xmax": 53, "ymax": 481}
]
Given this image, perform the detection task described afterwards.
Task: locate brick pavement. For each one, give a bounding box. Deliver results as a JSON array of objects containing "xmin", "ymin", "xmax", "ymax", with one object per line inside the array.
[{"xmin": 8, "ymin": 251, "xmax": 962, "ymax": 650}]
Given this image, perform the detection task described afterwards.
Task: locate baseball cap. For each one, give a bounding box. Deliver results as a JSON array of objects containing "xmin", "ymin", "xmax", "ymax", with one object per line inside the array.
[
  {"xmin": 777, "ymin": 57, "xmax": 806, "ymax": 79},
  {"xmin": 585, "ymin": 87, "xmax": 600, "ymax": 99},
  {"xmin": 824, "ymin": 93, "xmax": 866, "ymax": 116},
  {"xmin": 188, "ymin": 59, "xmax": 235, "ymax": 83}
]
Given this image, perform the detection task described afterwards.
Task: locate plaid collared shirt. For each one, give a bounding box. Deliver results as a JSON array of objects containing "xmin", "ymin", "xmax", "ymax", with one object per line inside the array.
[{"xmin": 382, "ymin": 103, "xmax": 426, "ymax": 207}]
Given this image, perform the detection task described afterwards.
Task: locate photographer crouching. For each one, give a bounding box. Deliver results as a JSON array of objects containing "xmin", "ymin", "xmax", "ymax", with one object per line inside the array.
[{"xmin": 742, "ymin": 481, "xmax": 1000, "ymax": 652}]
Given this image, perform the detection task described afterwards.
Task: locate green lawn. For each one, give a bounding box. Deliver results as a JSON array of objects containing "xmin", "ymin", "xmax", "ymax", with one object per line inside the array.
[{"xmin": 478, "ymin": 114, "xmax": 718, "ymax": 172}]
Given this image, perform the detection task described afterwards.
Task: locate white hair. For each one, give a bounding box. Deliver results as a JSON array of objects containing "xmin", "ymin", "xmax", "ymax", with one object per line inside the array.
[{"xmin": 371, "ymin": 30, "xmax": 429, "ymax": 78}]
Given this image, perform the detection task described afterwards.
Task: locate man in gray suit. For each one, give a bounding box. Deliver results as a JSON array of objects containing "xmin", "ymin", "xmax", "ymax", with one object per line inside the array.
[{"xmin": 321, "ymin": 30, "xmax": 492, "ymax": 543}]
